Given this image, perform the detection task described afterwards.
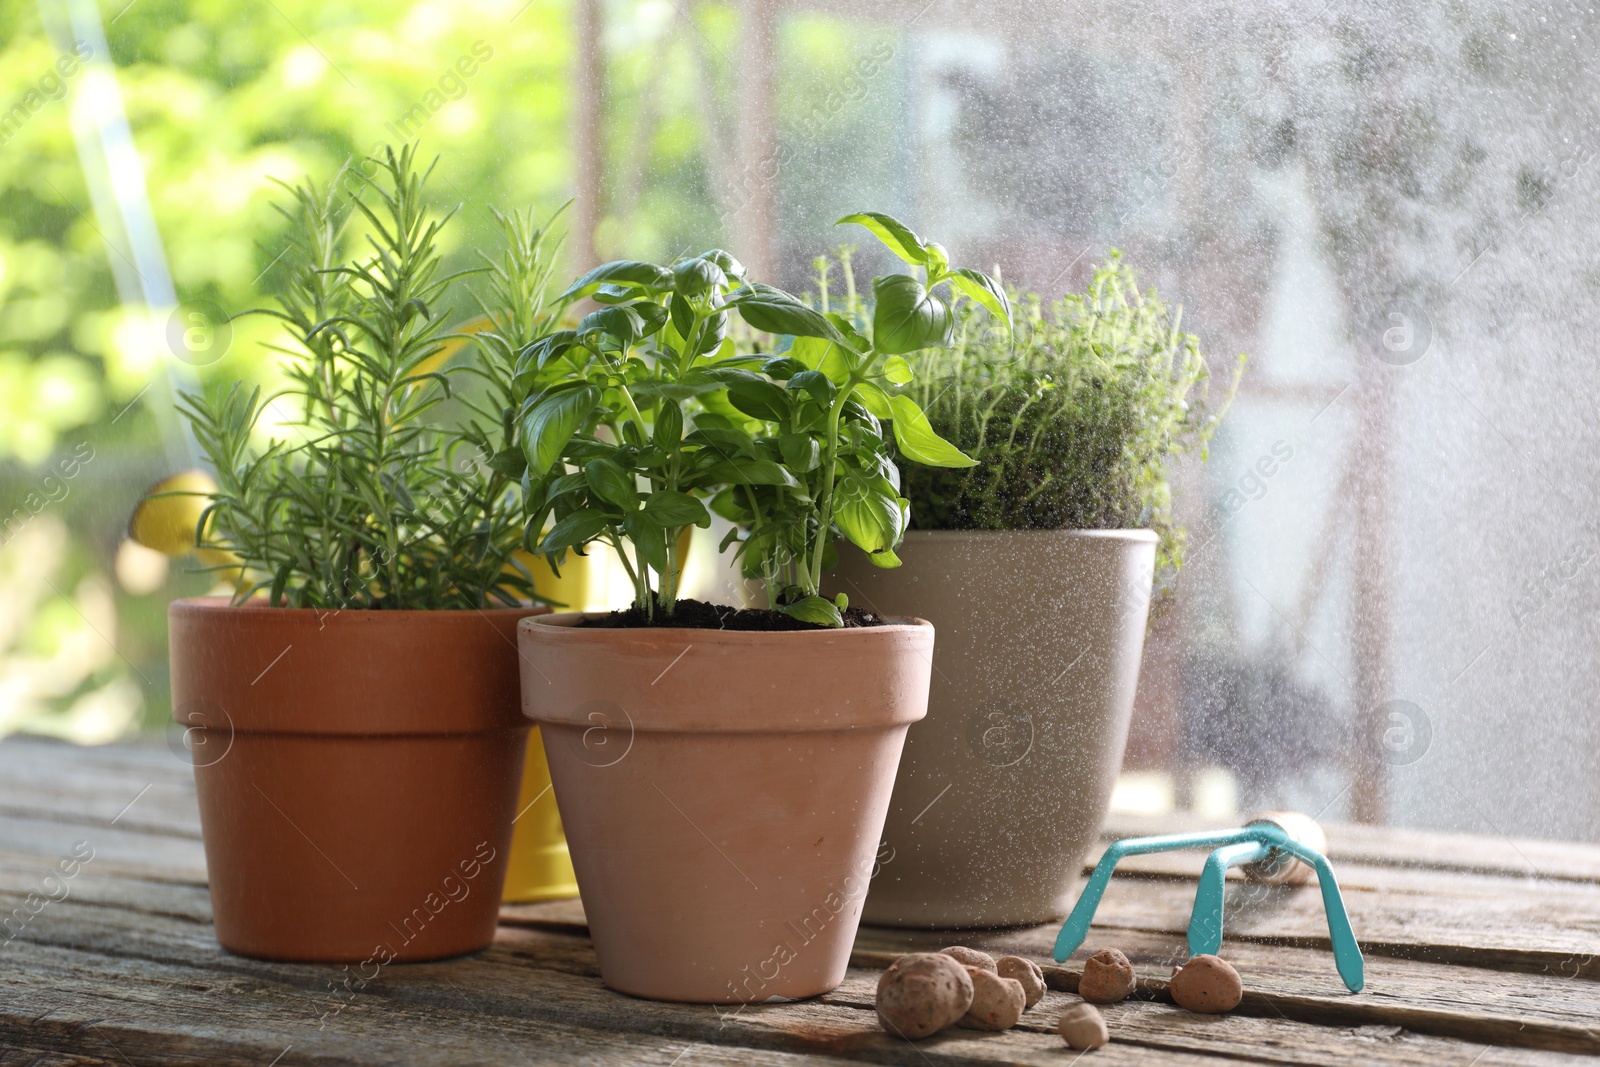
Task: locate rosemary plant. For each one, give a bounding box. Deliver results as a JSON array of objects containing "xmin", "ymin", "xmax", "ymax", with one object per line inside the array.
[
  {"xmin": 180, "ymin": 145, "xmax": 564, "ymax": 609},
  {"xmin": 898, "ymin": 252, "xmax": 1244, "ymax": 578}
]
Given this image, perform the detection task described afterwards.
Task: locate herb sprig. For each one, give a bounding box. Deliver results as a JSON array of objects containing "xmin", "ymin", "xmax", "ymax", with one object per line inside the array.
[
  {"xmin": 180, "ymin": 145, "xmax": 564, "ymax": 609},
  {"xmin": 899, "ymin": 251, "xmax": 1244, "ymax": 580}
]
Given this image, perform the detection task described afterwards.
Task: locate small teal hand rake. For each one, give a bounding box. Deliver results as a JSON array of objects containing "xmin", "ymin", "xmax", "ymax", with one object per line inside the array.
[{"xmin": 1052, "ymin": 812, "xmax": 1364, "ymax": 993}]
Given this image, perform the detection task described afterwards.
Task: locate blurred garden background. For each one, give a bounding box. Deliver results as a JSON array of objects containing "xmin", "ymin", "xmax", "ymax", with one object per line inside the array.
[{"xmin": 5, "ymin": 0, "xmax": 1600, "ymax": 840}]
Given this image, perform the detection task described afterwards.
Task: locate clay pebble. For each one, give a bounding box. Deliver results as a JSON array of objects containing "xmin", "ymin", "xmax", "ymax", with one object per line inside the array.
[
  {"xmin": 957, "ymin": 967, "xmax": 1026, "ymax": 1031},
  {"xmin": 1079, "ymin": 947, "xmax": 1137, "ymax": 1004},
  {"xmin": 941, "ymin": 945, "xmax": 997, "ymax": 972},
  {"xmin": 1057, "ymin": 1001, "xmax": 1110, "ymax": 1050},
  {"xmin": 876, "ymin": 953, "xmax": 975, "ymax": 1039},
  {"xmin": 1170, "ymin": 954, "xmax": 1243, "ymax": 1014},
  {"xmin": 996, "ymin": 955, "xmax": 1046, "ymax": 1008}
]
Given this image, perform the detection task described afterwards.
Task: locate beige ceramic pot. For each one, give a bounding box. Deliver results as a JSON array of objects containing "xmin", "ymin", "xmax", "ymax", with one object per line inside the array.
[
  {"xmin": 518, "ymin": 613, "xmax": 932, "ymax": 1003},
  {"xmin": 830, "ymin": 529, "xmax": 1157, "ymax": 928}
]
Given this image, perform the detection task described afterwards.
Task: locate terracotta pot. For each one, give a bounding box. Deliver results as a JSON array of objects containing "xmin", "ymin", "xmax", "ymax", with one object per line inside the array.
[
  {"xmin": 830, "ymin": 530, "xmax": 1157, "ymax": 928},
  {"xmin": 169, "ymin": 598, "xmax": 543, "ymax": 962},
  {"xmin": 518, "ymin": 613, "xmax": 932, "ymax": 1003}
]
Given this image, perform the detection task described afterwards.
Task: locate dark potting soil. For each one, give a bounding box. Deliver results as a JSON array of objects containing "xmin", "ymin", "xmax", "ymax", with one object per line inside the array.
[{"xmin": 581, "ymin": 597, "xmax": 888, "ymax": 631}]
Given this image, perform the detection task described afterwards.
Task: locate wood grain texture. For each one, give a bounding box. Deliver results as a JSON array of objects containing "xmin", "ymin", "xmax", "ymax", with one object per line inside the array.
[{"xmin": 2, "ymin": 737, "xmax": 1598, "ymax": 1065}]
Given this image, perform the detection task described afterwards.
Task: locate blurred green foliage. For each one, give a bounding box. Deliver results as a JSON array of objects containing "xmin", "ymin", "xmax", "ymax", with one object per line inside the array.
[{"xmin": 0, "ymin": 0, "xmax": 902, "ymax": 738}]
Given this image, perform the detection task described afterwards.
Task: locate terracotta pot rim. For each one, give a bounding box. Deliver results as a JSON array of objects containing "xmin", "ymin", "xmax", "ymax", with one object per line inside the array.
[
  {"xmin": 171, "ymin": 595, "xmax": 546, "ymax": 620},
  {"xmin": 519, "ymin": 611, "xmax": 932, "ymax": 641},
  {"xmin": 170, "ymin": 598, "xmax": 544, "ymax": 736},
  {"xmin": 899, "ymin": 527, "xmax": 1158, "ymax": 543}
]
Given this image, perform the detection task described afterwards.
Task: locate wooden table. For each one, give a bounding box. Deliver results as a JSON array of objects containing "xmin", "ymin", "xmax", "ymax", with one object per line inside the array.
[{"xmin": 2, "ymin": 737, "xmax": 1598, "ymax": 1065}]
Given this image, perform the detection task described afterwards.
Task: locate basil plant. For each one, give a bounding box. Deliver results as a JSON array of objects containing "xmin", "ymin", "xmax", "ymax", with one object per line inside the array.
[{"xmin": 518, "ymin": 212, "xmax": 1009, "ymax": 627}]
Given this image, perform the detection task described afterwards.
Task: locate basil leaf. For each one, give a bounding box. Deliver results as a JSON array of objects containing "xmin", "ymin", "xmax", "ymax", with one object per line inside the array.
[
  {"xmin": 777, "ymin": 595, "xmax": 844, "ymax": 628},
  {"xmin": 787, "ymin": 369, "xmax": 838, "ymax": 406},
  {"xmin": 882, "ymin": 356, "xmax": 913, "ymax": 385},
  {"xmin": 643, "ymin": 490, "xmax": 711, "ymax": 528},
  {"xmin": 833, "ymin": 475, "xmax": 903, "ymax": 554},
  {"xmin": 854, "ymin": 381, "xmax": 894, "ymax": 419},
  {"xmin": 888, "ymin": 393, "xmax": 977, "ymax": 468},
  {"xmin": 521, "ymin": 385, "xmax": 600, "ymax": 478},
  {"xmin": 622, "ymin": 512, "xmax": 668, "ymax": 574},
  {"xmin": 579, "ymin": 305, "xmax": 647, "ymax": 348},
  {"xmin": 872, "ymin": 274, "xmax": 953, "ymax": 355},
  {"xmin": 653, "ymin": 400, "xmax": 683, "ymax": 449},
  {"xmin": 673, "ymin": 256, "xmax": 726, "ymax": 295},
  {"xmin": 779, "ymin": 432, "xmax": 820, "ymax": 472},
  {"xmin": 950, "ymin": 267, "xmax": 1012, "ymax": 325},
  {"xmin": 702, "ymin": 458, "xmax": 801, "ymax": 487},
  {"xmin": 585, "ymin": 458, "xmax": 638, "ymax": 511},
  {"xmin": 558, "ymin": 260, "xmax": 674, "ymax": 301},
  {"xmin": 538, "ymin": 508, "xmax": 611, "ymax": 553},
  {"xmin": 729, "ymin": 283, "xmax": 845, "ymax": 343},
  {"xmin": 868, "ymin": 546, "xmax": 902, "ymax": 569},
  {"xmin": 727, "ymin": 379, "xmax": 793, "ymax": 422},
  {"xmin": 835, "ymin": 211, "xmax": 928, "ymax": 266},
  {"xmin": 789, "ymin": 335, "xmax": 854, "ymax": 383}
]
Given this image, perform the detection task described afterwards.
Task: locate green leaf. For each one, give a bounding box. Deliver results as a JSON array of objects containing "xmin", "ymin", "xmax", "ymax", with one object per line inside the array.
[
  {"xmin": 779, "ymin": 432, "xmax": 821, "ymax": 472},
  {"xmin": 950, "ymin": 267, "xmax": 1012, "ymax": 325},
  {"xmin": 888, "ymin": 393, "xmax": 977, "ymax": 468},
  {"xmin": 590, "ymin": 283, "xmax": 642, "ymax": 305},
  {"xmin": 538, "ymin": 508, "xmax": 611, "ymax": 553},
  {"xmin": 709, "ymin": 487, "xmax": 747, "ymax": 523},
  {"xmin": 777, "ymin": 595, "xmax": 844, "ymax": 628},
  {"xmin": 546, "ymin": 470, "xmax": 589, "ymax": 499},
  {"xmin": 787, "ymin": 370, "xmax": 837, "ymax": 406},
  {"xmin": 882, "ymin": 356, "xmax": 913, "ymax": 385},
  {"xmin": 854, "ymin": 381, "xmax": 893, "ymax": 419},
  {"xmin": 622, "ymin": 512, "xmax": 668, "ymax": 574},
  {"xmin": 643, "ymin": 490, "xmax": 711, "ymax": 528},
  {"xmin": 558, "ymin": 260, "xmax": 674, "ymax": 301},
  {"xmin": 833, "ymin": 476, "xmax": 904, "ymax": 554},
  {"xmin": 868, "ymin": 547, "xmax": 902, "ymax": 569},
  {"xmin": 653, "ymin": 400, "xmax": 683, "ymax": 449},
  {"xmin": 490, "ymin": 448, "xmax": 526, "ymax": 479},
  {"xmin": 579, "ymin": 305, "xmax": 649, "ymax": 348},
  {"xmin": 519, "ymin": 330, "xmax": 577, "ymax": 372},
  {"xmin": 699, "ymin": 248, "xmax": 745, "ymax": 280},
  {"xmin": 584, "ymin": 458, "xmax": 637, "ymax": 510},
  {"xmin": 729, "ymin": 283, "xmax": 845, "ymax": 343},
  {"xmin": 789, "ymin": 335, "xmax": 854, "ymax": 383},
  {"xmin": 672, "ymin": 257, "xmax": 726, "ymax": 295},
  {"xmin": 762, "ymin": 356, "xmax": 808, "ymax": 379},
  {"xmin": 521, "ymin": 385, "xmax": 600, "ymax": 478},
  {"xmin": 872, "ymin": 275, "xmax": 954, "ymax": 355},
  {"xmin": 703, "ymin": 458, "xmax": 801, "ymax": 487},
  {"xmin": 726, "ymin": 379, "xmax": 793, "ymax": 422},
  {"xmin": 835, "ymin": 212, "xmax": 928, "ymax": 266}
]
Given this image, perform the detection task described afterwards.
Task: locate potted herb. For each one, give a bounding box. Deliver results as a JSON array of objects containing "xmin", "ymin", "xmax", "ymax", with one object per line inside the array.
[
  {"xmin": 516, "ymin": 214, "xmax": 1004, "ymax": 1002},
  {"xmin": 167, "ymin": 147, "xmax": 565, "ymax": 961},
  {"xmin": 833, "ymin": 252, "xmax": 1243, "ymax": 928}
]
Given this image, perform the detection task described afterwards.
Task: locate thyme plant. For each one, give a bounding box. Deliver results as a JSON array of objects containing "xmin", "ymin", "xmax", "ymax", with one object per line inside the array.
[
  {"xmin": 899, "ymin": 252, "xmax": 1244, "ymax": 577},
  {"xmin": 180, "ymin": 146, "xmax": 565, "ymax": 609},
  {"xmin": 521, "ymin": 212, "xmax": 1005, "ymax": 627}
]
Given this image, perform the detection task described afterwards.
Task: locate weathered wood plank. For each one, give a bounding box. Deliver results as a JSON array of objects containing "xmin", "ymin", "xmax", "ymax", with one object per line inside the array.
[
  {"xmin": 6, "ymin": 737, "xmax": 1600, "ymax": 1065},
  {"xmin": 5, "ymin": 918, "xmax": 1589, "ymax": 1067},
  {"xmin": 1105, "ymin": 813, "xmax": 1600, "ymax": 885},
  {"xmin": 0, "ymin": 941, "xmax": 871, "ymax": 1067},
  {"xmin": 11, "ymin": 737, "xmax": 1600, "ymax": 884},
  {"xmin": 6, "ymin": 871, "xmax": 1598, "ymax": 1062}
]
